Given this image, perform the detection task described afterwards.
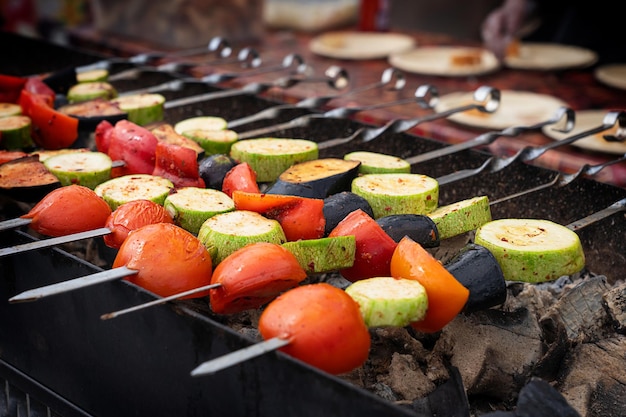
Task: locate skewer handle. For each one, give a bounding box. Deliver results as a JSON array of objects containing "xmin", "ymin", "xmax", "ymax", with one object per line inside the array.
[
  {"xmin": 0, "ymin": 227, "xmax": 111, "ymax": 258},
  {"xmin": 190, "ymin": 337, "xmax": 291, "ymax": 376},
  {"xmin": 9, "ymin": 266, "xmax": 138, "ymax": 303}
]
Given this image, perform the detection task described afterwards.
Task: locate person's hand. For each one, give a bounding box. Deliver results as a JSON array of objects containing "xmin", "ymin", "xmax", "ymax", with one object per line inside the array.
[{"xmin": 481, "ymin": 0, "xmax": 528, "ymax": 59}]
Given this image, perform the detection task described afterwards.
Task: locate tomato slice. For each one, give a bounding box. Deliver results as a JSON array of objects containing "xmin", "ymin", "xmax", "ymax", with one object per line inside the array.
[
  {"xmin": 107, "ymin": 120, "xmax": 158, "ymax": 177},
  {"xmin": 209, "ymin": 242, "xmax": 307, "ymax": 314},
  {"xmin": 328, "ymin": 209, "xmax": 397, "ymax": 282},
  {"xmin": 21, "ymin": 184, "xmax": 112, "ymax": 237},
  {"xmin": 221, "ymin": 162, "xmax": 260, "ymax": 197},
  {"xmin": 113, "ymin": 223, "xmax": 213, "ymax": 299},
  {"xmin": 94, "ymin": 120, "xmax": 114, "ymax": 154},
  {"xmin": 232, "ymin": 191, "xmax": 325, "ymax": 241},
  {"xmin": 258, "ymin": 283, "xmax": 371, "ymax": 375},
  {"xmin": 390, "ymin": 236, "xmax": 470, "ymax": 333},
  {"xmin": 18, "ymin": 89, "xmax": 79, "ymax": 150},
  {"xmin": 0, "ymin": 74, "xmax": 26, "ymax": 103},
  {"xmin": 152, "ymin": 141, "xmax": 205, "ymax": 189},
  {"xmin": 103, "ymin": 199, "xmax": 174, "ymax": 249}
]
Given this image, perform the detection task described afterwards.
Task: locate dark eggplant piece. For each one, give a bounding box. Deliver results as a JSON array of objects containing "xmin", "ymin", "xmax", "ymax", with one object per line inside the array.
[
  {"xmin": 265, "ymin": 158, "xmax": 361, "ymax": 199},
  {"xmin": 445, "ymin": 243, "xmax": 507, "ymax": 313},
  {"xmin": 376, "ymin": 214, "xmax": 440, "ymax": 248},
  {"xmin": 323, "ymin": 191, "xmax": 375, "ymax": 235},
  {"xmin": 0, "ymin": 155, "xmax": 60, "ymax": 203},
  {"xmin": 198, "ymin": 154, "xmax": 238, "ymax": 190}
]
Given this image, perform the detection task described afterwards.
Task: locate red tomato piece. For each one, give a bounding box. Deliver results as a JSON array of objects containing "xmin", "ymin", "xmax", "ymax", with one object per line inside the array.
[
  {"xmin": 221, "ymin": 162, "xmax": 260, "ymax": 197},
  {"xmin": 21, "ymin": 184, "xmax": 112, "ymax": 237},
  {"xmin": 94, "ymin": 120, "xmax": 114, "ymax": 154},
  {"xmin": 103, "ymin": 199, "xmax": 174, "ymax": 249},
  {"xmin": 209, "ymin": 242, "xmax": 307, "ymax": 314},
  {"xmin": 18, "ymin": 90, "xmax": 78, "ymax": 150},
  {"xmin": 23, "ymin": 77, "xmax": 55, "ymax": 106},
  {"xmin": 232, "ymin": 191, "xmax": 325, "ymax": 241},
  {"xmin": 113, "ymin": 223, "xmax": 213, "ymax": 299},
  {"xmin": 107, "ymin": 120, "xmax": 158, "ymax": 177},
  {"xmin": 0, "ymin": 74, "xmax": 26, "ymax": 103},
  {"xmin": 258, "ymin": 283, "xmax": 371, "ymax": 375},
  {"xmin": 328, "ymin": 209, "xmax": 397, "ymax": 282},
  {"xmin": 152, "ymin": 141, "xmax": 205, "ymax": 189},
  {"xmin": 390, "ymin": 236, "xmax": 470, "ymax": 333}
]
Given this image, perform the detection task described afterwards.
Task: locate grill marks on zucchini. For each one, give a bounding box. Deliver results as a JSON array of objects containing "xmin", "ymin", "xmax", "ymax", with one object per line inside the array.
[
  {"xmin": 164, "ymin": 187, "xmax": 235, "ymax": 235},
  {"xmin": 94, "ymin": 174, "xmax": 174, "ymax": 210},
  {"xmin": 428, "ymin": 195, "xmax": 492, "ymax": 240},
  {"xmin": 344, "ymin": 151, "xmax": 411, "ymax": 174},
  {"xmin": 474, "ymin": 218, "xmax": 585, "ymax": 283},
  {"xmin": 111, "ymin": 93, "xmax": 165, "ymax": 126},
  {"xmin": 43, "ymin": 151, "xmax": 112, "ymax": 189}
]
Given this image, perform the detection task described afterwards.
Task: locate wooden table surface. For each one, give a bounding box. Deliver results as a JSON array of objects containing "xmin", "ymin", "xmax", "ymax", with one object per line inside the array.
[{"xmin": 68, "ymin": 26, "xmax": 626, "ymax": 188}]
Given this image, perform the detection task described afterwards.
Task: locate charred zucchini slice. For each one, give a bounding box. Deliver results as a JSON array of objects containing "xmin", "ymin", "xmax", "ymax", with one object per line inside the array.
[
  {"xmin": 111, "ymin": 93, "xmax": 165, "ymax": 126},
  {"xmin": 266, "ymin": 158, "xmax": 361, "ymax": 199},
  {"xmin": 94, "ymin": 174, "xmax": 174, "ymax": 210},
  {"xmin": 43, "ymin": 151, "xmax": 112, "ymax": 189},
  {"xmin": 164, "ymin": 187, "xmax": 235, "ymax": 235},
  {"xmin": 474, "ymin": 218, "xmax": 585, "ymax": 283},
  {"xmin": 344, "ymin": 151, "xmax": 411, "ymax": 174},
  {"xmin": 427, "ymin": 195, "xmax": 492, "ymax": 240},
  {"xmin": 67, "ymin": 82, "xmax": 118, "ymax": 103}
]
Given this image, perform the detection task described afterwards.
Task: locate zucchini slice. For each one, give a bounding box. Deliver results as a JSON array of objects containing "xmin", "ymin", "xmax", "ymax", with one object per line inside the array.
[
  {"xmin": 474, "ymin": 218, "xmax": 585, "ymax": 283},
  {"xmin": 345, "ymin": 277, "xmax": 428, "ymax": 327},
  {"xmin": 197, "ymin": 210, "xmax": 287, "ymax": 265},
  {"xmin": 0, "ymin": 115, "xmax": 34, "ymax": 149},
  {"xmin": 344, "ymin": 151, "xmax": 411, "ymax": 174},
  {"xmin": 428, "ymin": 195, "xmax": 492, "ymax": 240},
  {"xmin": 282, "ymin": 235, "xmax": 356, "ymax": 274},
  {"xmin": 43, "ymin": 151, "xmax": 112, "ymax": 189},
  {"xmin": 183, "ymin": 129, "xmax": 239, "ymax": 155},
  {"xmin": 0, "ymin": 103, "xmax": 22, "ymax": 118},
  {"xmin": 111, "ymin": 93, "xmax": 165, "ymax": 126},
  {"xmin": 266, "ymin": 158, "xmax": 361, "ymax": 199},
  {"xmin": 94, "ymin": 174, "xmax": 174, "ymax": 210},
  {"xmin": 67, "ymin": 82, "xmax": 118, "ymax": 103},
  {"xmin": 174, "ymin": 116, "xmax": 228, "ymax": 135},
  {"xmin": 164, "ymin": 187, "xmax": 235, "ymax": 235},
  {"xmin": 351, "ymin": 173, "xmax": 439, "ymax": 218},
  {"xmin": 76, "ymin": 68, "xmax": 109, "ymax": 83},
  {"xmin": 229, "ymin": 138, "xmax": 319, "ymax": 183}
]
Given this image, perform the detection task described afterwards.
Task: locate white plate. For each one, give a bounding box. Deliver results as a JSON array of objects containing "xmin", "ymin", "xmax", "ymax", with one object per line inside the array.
[
  {"xmin": 542, "ymin": 110, "xmax": 626, "ymax": 155},
  {"xmin": 388, "ymin": 46, "xmax": 500, "ymax": 77},
  {"xmin": 435, "ymin": 90, "xmax": 568, "ymax": 130},
  {"xmin": 504, "ymin": 42, "xmax": 597, "ymax": 71},
  {"xmin": 309, "ymin": 31, "xmax": 415, "ymax": 60},
  {"xmin": 594, "ymin": 64, "xmax": 626, "ymax": 90}
]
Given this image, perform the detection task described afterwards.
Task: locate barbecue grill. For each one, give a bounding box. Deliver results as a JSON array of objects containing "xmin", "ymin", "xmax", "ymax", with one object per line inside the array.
[{"xmin": 1, "ymin": 31, "xmax": 625, "ymax": 417}]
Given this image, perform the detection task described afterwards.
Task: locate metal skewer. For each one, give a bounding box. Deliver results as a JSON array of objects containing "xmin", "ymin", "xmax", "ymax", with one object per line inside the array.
[
  {"xmin": 0, "ymin": 227, "xmax": 111, "ymax": 258},
  {"xmin": 489, "ymin": 152, "xmax": 626, "ymax": 205},
  {"xmin": 436, "ymin": 110, "xmax": 626, "ymax": 186},
  {"xmin": 0, "ymin": 217, "xmax": 32, "ymax": 232}
]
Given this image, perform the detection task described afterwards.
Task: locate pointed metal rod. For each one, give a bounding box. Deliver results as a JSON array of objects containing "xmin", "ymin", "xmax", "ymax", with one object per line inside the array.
[
  {"xmin": 405, "ymin": 106, "xmax": 575, "ymax": 165},
  {"xmin": 436, "ymin": 110, "xmax": 626, "ymax": 186},
  {"xmin": 489, "ymin": 152, "xmax": 626, "ymax": 205},
  {"xmin": 100, "ymin": 283, "xmax": 222, "ymax": 320},
  {"xmin": 226, "ymin": 67, "xmax": 406, "ymax": 129},
  {"xmin": 567, "ymin": 198, "xmax": 626, "ymax": 231},
  {"xmin": 0, "ymin": 227, "xmax": 111, "ymax": 258},
  {"xmin": 0, "ymin": 217, "xmax": 32, "ymax": 232},
  {"xmin": 190, "ymin": 337, "xmax": 291, "ymax": 377},
  {"xmin": 9, "ymin": 266, "xmax": 138, "ymax": 303},
  {"xmin": 313, "ymin": 85, "xmax": 500, "ymax": 150}
]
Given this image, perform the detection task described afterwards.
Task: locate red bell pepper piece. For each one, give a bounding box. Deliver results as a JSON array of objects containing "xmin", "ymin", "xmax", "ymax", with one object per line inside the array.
[
  {"xmin": 328, "ymin": 209, "xmax": 398, "ymax": 282},
  {"xmin": 107, "ymin": 120, "xmax": 158, "ymax": 177},
  {"xmin": 221, "ymin": 162, "xmax": 260, "ymax": 197},
  {"xmin": 0, "ymin": 74, "xmax": 26, "ymax": 103},
  {"xmin": 23, "ymin": 77, "xmax": 55, "ymax": 107},
  {"xmin": 152, "ymin": 141, "xmax": 205, "ymax": 189},
  {"xmin": 18, "ymin": 89, "xmax": 78, "ymax": 150},
  {"xmin": 232, "ymin": 190, "xmax": 325, "ymax": 241}
]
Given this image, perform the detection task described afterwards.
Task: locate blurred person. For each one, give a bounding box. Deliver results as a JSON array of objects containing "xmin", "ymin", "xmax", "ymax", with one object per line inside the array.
[{"xmin": 481, "ymin": 0, "xmax": 626, "ymax": 64}]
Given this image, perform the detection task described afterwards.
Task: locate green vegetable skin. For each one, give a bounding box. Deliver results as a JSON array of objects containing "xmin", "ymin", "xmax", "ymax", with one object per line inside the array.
[
  {"xmin": 344, "ymin": 151, "xmax": 411, "ymax": 174},
  {"xmin": 282, "ymin": 235, "xmax": 356, "ymax": 274},
  {"xmin": 111, "ymin": 93, "xmax": 165, "ymax": 126},
  {"xmin": 474, "ymin": 218, "xmax": 585, "ymax": 283},
  {"xmin": 43, "ymin": 151, "xmax": 112, "ymax": 189},
  {"xmin": 351, "ymin": 173, "xmax": 439, "ymax": 218},
  {"xmin": 94, "ymin": 174, "xmax": 174, "ymax": 210},
  {"xmin": 345, "ymin": 277, "xmax": 428, "ymax": 327},
  {"xmin": 428, "ymin": 195, "xmax": 492, "ymax": 239},
  {"xmin": 164, "ymin": 187, "xmax": 235, "ymax": 235}
]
